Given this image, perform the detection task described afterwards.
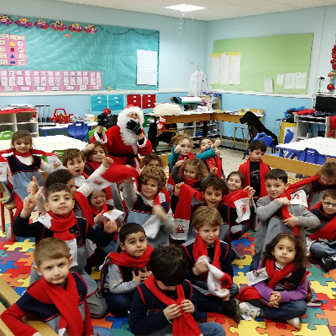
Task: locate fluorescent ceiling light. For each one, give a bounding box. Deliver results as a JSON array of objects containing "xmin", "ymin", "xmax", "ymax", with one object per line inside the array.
[{"xmin": 163, "ymin": 4, "xmax": 206, "ymax": 13}]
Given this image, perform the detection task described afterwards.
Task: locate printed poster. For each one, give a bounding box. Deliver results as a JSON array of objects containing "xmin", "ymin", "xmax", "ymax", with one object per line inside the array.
[{"xmin": 0, "ymin": 34, "xmax": 27, "ymax": 66}]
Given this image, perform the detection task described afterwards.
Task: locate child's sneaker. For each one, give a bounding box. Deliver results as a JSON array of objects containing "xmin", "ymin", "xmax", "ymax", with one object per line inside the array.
[
  {"xmin": 239, "ymin": 302, "xmax": 260, "ymax": 320},
  {"xmin": 322, "ymin": 256, "xmax": 336, "ymax": 272},
  {"xmin": 287, "ymin": 317, "xmax": 301, "ymax": 329}
]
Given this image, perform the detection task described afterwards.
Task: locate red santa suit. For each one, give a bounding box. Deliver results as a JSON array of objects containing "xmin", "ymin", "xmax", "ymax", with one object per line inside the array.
[{"xmin": 91, "ymin": 106, "xmax": 152, "ymax": 167}]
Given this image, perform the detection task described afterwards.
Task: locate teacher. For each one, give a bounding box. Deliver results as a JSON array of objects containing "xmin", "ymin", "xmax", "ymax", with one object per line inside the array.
[{"xmin": 91, "ymin": 105, "xmax": 152, "ymax": 168}]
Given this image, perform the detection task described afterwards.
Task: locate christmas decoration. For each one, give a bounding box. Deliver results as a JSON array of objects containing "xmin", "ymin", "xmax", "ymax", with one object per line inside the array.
[
  {"xmin": 34, "ymin": 19, "xmax": 49, "ymax": 30},
  {"xmin": 328, "ymin": 41, "xmax": 336, "ymax": 91},
  {"xmin": 52, "ymin": 20, "xmax": 67, "ymax": 32},
  {"xmin": 15, "ymin": 17, "xmax": 32, "ymax": 28},
  {"xmin": 69, "ymin": 22, "xmax": 82, "ymax": 33},
  {"xmin": 0, "ymin": 15, "xmax": 13, "ymax": 25},
  {"xmin": 84, "ymin": 24, "xmax": 98, "ymax": 34}
]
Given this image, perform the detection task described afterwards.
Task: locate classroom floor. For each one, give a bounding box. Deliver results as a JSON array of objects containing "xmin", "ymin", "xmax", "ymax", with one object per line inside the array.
[{"xmin": 1, "ymin": 228, "xmax": 336, "ymax": 336}]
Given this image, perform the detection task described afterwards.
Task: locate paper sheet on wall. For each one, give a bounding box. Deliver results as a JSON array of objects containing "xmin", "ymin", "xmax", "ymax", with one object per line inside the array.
[
  {"xmin": 219, "ymin": 53, "xmax": 229, "ymax": 85},
  {"xmin": 136, "ymin": 50, "xmax": 158, "ymax": 85},
  {"xmin": 264, "ymin": 78, "xmax": 273, "ymax": 93},
  {"xmin": 276, "ymin": 74, "xmax": 285, "ymax": 86},
  {"xmin": 229, "ymin": 53, "xmax": 241, "ymax": 85},
  {"xmin": 295, "ymin": 72, "xmax": 307, "ymax": 89},
  {"xmin": 209, "ymin": 53, "xmax": 220, "ymax": 84},
  {"xmin": 284, "ymin": 73, "xmax": 296, "ymax": 89}
]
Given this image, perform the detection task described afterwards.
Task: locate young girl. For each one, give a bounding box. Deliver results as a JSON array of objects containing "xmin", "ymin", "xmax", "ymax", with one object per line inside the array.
[
  {"xmin": 84, "ymin": 141, "xmax": 107, "ymax": 176},
  {"xmin": 170, "ymin": 158, "xmax": 208, "ymax": 192},
  {"xmin": 123, "ymin": 166, "xmax": 174, "ymax": 247},
  {"xmin": 286, "ymin": 162, "xmax": 336, "ymax": 207},
  {"xmin": 237, "ymin": 233, "xmax": 308, "ymax": 329},
  {"xmin": 0, "ymin": 130, "xmax": 56, "ymax": 215},
  {"xmin": 168, "ymin": 134, "xmax": 216, "ymax": 171},
  {"xmin": 141, "ymin": 153, "xmax": 162, "ymax": 170},
  {"xmin": 226, "ymin": 171, "xmax": 244, "ymax": 194}
]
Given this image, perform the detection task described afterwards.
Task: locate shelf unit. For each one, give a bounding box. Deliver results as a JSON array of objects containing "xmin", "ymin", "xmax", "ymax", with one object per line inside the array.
[
  {"xmin": 0, "ymin": 111, "xmax": 38, "ymax": 137},
  {"xmin": 294, "ymin": 114, "xmax": 330, "ymax": 141},
  {"xmin": 175, "ymin": 95, "xmax": 221, "ymax": 140}
]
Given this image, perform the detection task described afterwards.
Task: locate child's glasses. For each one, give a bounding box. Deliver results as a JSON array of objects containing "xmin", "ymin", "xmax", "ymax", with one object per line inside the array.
[{"xmin": 323, "ymin": 201, "xmax": 336, "ymax": 208}]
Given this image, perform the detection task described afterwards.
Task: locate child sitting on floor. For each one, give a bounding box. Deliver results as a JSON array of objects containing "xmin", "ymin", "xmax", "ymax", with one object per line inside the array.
[
  {"xmin": 238, "ymin": 232, "xmax": 308, "ymax": 330},
  {"xmin": 199, "ymin": 137, "xmax": 224, "ymax": 178},
  {"xmin": 13, "ymin": 183, "xmax": 117, "ymax": 318},
  {"xmin": 286, "ymin": 162, "xmax": 336, "ymax": 208},
  {"xmin": 239, "ymin": 140, "xmax": 270, "ymax": 198},
  {"xmin": 101, "ymin": 223, "xmax": 153, "ymax": 317},
  {"xmin": 0, "ymin": 237, "xmax": 111, "ymax": 336},
  {"xmin": 308, "ymin": 189, "xmax": 336, "ymax": 272},
  {"xmin": 83, "ymin": 141, "xmax": 108, "ymax": 176},
  {"xmin": 168, "ymin": 134, "xmax": 217, "ymax": 171},
  {"xmin": 123, "ymin": 166, "xmax": 174, "ymax": 247},
  {"xmin": 252, "ymin": 169, "xmax": 319, "ymax": 271},
  {"xmin": 141, "ymin": 152, "xmax": 163, "ymax": 170},
  {"xmin": 182, "ymin": 206, "xmax": 241, "ymax": 323},
  {"xmin": 226, "ymin": 171, "xmax": 245, "ymax": 194},
  {"xmin": 129, "ymin": 246, "xmax": 225, "ymax": 336}
]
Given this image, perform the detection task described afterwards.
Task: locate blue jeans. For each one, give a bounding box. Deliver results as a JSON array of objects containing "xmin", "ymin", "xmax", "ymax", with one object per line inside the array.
[
  {"xmin": 105, "ymin": 291, "xmax": 134, "ymax": 317},
  {"xmin": 192, "ymin": 284, "xmax": 239, "ymax": 315},
  {"xmin": 93, "ymin": 326, "xmax": 112, "ymax": 336},
  {"xmin": 310, "ymin": 241, "xmax": 336, "ymax": 258},
  {"xmin": 247, "ymin": 299, "xmax": 307, "ymax": 321},
  {"xmin": 250, "ymin": 252, "xmax": 261, "ymax": 271},
  {"xmin": 199, "ymin": 322, "xmax": 225, "ymax": 336}
]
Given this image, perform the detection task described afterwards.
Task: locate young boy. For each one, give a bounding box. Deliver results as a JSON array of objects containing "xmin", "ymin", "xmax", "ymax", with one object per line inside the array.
[
  {"xmin": 129, "ymin": 246, "xmax": 225, "ymax": 336},
  {"xmin": 199, "ymin": 137, "xmax": 224, "ymax": 178},
  {"xmin": 239, "ymin": 140, "xmax": 270, "ymax": 198},
  {"xmin": 13, "ymin": 183, "xmax": 117, "ymax": 318},
  {"xmin": 252, "ymin": 169, "xmax": 319, "ymax": 270},
  {"xmin": 101, "ymin": 223, "xmax": 153, "ymax": 316},
  {"xmin": 0, "ymin": 238, "xmax": 110, "ymax": 336},
  {"xmin": 182, "ymin": 206, "xmax": 241, "ymax": 323},
  {"xmin": 308, "ymin": 189, "xmax": 336, "ymax": 271}
]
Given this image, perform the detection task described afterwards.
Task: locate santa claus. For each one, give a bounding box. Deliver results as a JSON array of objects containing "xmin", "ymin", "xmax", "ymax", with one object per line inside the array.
[{"xmin": 91, "ymin": 105, "xmax": 152, "ymax": 167}]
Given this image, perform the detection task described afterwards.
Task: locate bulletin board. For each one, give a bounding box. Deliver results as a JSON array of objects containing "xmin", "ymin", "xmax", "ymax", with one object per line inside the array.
[
  {"xmin": 212, "ymin": 33, "xmax": 313, "ymax": 94},
  {"xmin": 0, "ymin": 15, "xmax": 160, "ymax": 91}
]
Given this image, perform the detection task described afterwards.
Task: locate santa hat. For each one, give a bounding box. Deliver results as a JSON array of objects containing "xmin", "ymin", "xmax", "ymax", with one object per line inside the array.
[
  {"xmin": 198, "ymin": 255, "xmax": 231, "ymax": 298},
  {"xmin": 117, "ymin": 105, "xmax": 144, "ymax": 127},
  {"xmin": 86, "ymin": 164, "xmax": 139, "ymax": 190}
]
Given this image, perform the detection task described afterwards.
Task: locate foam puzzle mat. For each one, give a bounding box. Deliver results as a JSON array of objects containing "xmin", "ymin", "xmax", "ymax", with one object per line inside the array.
[{"xmin": 1, "ymin": 230, "xmax": 336, "ymax": 336}]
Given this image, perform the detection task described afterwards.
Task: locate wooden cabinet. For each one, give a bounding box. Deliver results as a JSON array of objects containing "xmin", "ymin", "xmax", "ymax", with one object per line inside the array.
[{"xmin": 0, "ymin": 110, "xmax": 38, "ymax": 137}]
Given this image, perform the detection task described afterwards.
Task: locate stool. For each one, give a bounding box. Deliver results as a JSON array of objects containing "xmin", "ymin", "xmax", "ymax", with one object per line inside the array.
[{"xmin": 233, "ymin": 124, "xmax": 249, "ymax": 149}]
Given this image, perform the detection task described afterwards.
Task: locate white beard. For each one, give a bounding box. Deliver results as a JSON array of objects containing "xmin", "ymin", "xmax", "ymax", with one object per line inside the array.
[{"xmin": 117, "ymin": 115, "xmax": 139, "ymax": 153}]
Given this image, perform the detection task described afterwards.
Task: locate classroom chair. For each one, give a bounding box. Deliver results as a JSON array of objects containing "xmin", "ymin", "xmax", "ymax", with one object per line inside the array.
[
  {"xmin": 0, "ymin": 131, "xmax": 13, "ymax": 141},
  {"xmin": 67, "ymin": 121, "xmax": 89, "ymax": 142},
  {"xmin": 298, "ymin": 148, "xmax": 326, "ymax": 165}
]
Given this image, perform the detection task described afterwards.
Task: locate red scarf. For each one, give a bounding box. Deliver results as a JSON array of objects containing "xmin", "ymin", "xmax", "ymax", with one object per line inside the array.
[
  {"xmin": 309, "ymin": 202, "xmax": 336, "ymax": 240},
  {"xmin": 222, "ymin": 189, "xmax": 249, "ymax": 208},
  {"xmin": 193, "ymin": 234, "xmax": 221, "ymax": 269},
  {"xmin": 206, "ymin": 157, "xmax": 223, "ymax": 178},
  {"xmin": 144, "ymin": 274, "xmax": 201, "ymax": 336},
  {"xmin": 237, "ymin": 259, "xmax": 296, "ymax": 302},
  {"xmin": 179, "ymin": 170, "xmax": 200, "ymax": 186},
  {"xmin": 86, "ymin": 161, "xmax": 101, "ymax": 171},
  {"xmin": 238, "ymin": 158, "xmax": 270, "ymax": 197},
  {"xmin": 90, "ymin": 203, "xmax": 108, "ymax": 216},
  {"xmin": 0, "ymin": 148, "xmax": 54, "ymax": 158},
  {"xmin": 107, "ymin": 245, "xmax": 153, "ymax": 268},
  {"xmin": 74, "ymin": 191, "xmax": 94, "ymax": 226},
  {"xmin": 270, "ymin": 194, "xmax": 300, "ymax": 235},
  {"xmin": 47, "ymin": 211, "xmax": 77, "ymax": 241},
  {"xmin": 285, "ymin": 175, "xmax": 319, "ymax": 196},
  {"xmin": 41, "ymin": 273, "xmax": 83, "ymax": 336},
  {"xmin": 178, "ymin": 152, "xmax": 195, "ymax": 161},
  {"xmin": 174, "ymin": 184, "xmax": 203, "ymax": 221}
]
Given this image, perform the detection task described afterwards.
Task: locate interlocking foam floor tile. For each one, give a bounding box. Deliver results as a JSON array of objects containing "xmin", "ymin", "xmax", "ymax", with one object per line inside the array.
[
  {"xmin": 292, "ymin": 324, "xmax": 332, "ymax": 336},
  {"xmin": 310, "ymin": 281, "xmax": 336, "ymax": 299}
]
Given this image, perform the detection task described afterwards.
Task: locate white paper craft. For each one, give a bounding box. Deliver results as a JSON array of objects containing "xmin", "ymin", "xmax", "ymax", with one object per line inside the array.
[
  {"xmin": 137, "ymin": 49, "xmax": 158, "ymax": 85},
  {"xmin": 48, "ymin": 155, "xmax": 63, "ymax": 171},
  {"xmin": 0, "ymin": 162, "xmax": 8, "ymax": 182},
  {"xmin": 290, "ymin": 190, "xmax": 308, "ymax": 207},
  {"xmin": 276, "ymin": 74, "xmax": 285, "ymax": 85},
  {"xmin": 246, "ymin": 267, "xmax": 269, "ymax": 286},
  {"xmin": 234, "ymin": 197, "xmax": 251, "ymax": 223}
]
